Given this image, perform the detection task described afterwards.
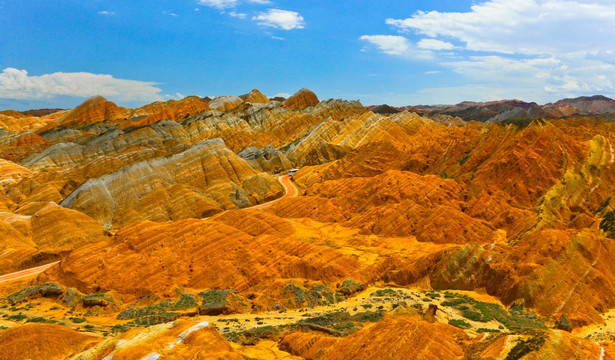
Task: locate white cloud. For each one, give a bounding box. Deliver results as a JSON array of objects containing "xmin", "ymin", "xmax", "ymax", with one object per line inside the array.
[
  {"xmin": 363, "ymin": 0, "xmax": 615, "ymax": 103},
  {"xmin": 0, "ymin": 68, "xmax": 164, "ymax": 102},
  {"xmin": 98, "ymin": 11, "xmax": 115, "ymax": 15},
  {"xmin": 359, "ymin": 35, "xmax": 433, "ymax": 59},
  {"xmin": 228, "ymin": 11, "xmax": 247, "ymax": 19},
  {"xmin": 198, "ymin": 0, "xmax": 270, "ymax": 10},
  {"xmin": 360, "ymin": 35, "xmax": 410, "ymax": 56},
  {"xmin": 417, "ymin": 39, "xmax": 454, "ymax": 51},
  {"xmin": 163, "ymin": 11, "xmax": 179, "ymax": 17},
  {"xmin": 252, "ymin": 9, "xmax": 305, "ymax": 30},
  {"xmin": 198, "ymin": 0, "xmax": 238, "ymax": 9},
  {"xmin": 386, "ymin": 0, "xmax": 615, "ymax": 55}
]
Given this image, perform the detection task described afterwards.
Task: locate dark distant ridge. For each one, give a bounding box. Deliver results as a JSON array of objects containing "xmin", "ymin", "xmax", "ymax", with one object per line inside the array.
[
  {"xmin": 20, "ymin": 108, "xmax": 65, "ymax": 117},
  {"xmin": 368, "ymin": 95, "xmax": 615, "ymax": 122},
  {"xmin": 368, "ymin": 104, "xmax": 400, "ymax": 114},
  {"xmin": 558, "ymin": 95, "xmax": 613, "ymax": 103}
]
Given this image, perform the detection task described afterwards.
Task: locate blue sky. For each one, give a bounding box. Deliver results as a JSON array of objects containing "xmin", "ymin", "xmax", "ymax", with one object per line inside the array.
[{"xmin": 1, "ymin": 0, "xmax": 614, "ymax": 110}]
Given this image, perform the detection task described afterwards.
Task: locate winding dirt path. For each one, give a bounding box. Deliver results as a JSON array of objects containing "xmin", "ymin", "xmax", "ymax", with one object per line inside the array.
[
  {"xmin": 249, "ymin": 175, "xmax": 298, "ymax": 210},
  {"xmin": 0, "ymin": 175, "xmax": 299, "ymax": 284}
]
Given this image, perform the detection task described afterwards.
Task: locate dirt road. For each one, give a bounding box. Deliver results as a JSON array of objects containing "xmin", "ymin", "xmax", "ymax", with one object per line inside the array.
[{"xmin": 249, "ymin": 175, "xmax": 298, "ymax": 210}]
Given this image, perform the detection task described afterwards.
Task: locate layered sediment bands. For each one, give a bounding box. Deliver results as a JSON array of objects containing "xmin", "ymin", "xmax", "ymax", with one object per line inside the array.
[
  {"xmin": 281, "ymin": 315, "xmax": 467, "ymax": 360},
  {"xmin": 30, "ymin": 203, "xmax": 109, "ymax": 250},
  {"xmin": 42, "ymin": 213, "xmax": 454, "ymax": 302},
  {"xmin": 36, "ymin": 95, "xmax": 128, "ymax": 134},
  {"xmin": 285, "ymin": 111, "xmax": 431, "ymax": 166},
  {"xmin": 0, "ymin": 110, "xmax": 66, "ymax": 133},
  {"xmin": 0, "ymin": 203, "xmax": 109, "ymax": 273},
  {"xmin": 124, "ymin": 96, "xmax": 210, "ymax": 128},
  {"xmin": 429, "ymin": 228, "xmax": 615, "ymax": 326},
  {"xmin": 0, "ymin": 323, "xmax": 102, "ymax": 360},
  {"xmin": 4, "ymin": 90, "xmax": 615, "ymax": 356},
  {"xmin": 65, "ymin": 320, "xmax": 242, "ymax": 360},
  {"xmin": 0, "ymin": 159, "xmax": 31, "ymax": 186},
  {"xmin": 60, "ymin": 138, "xmax": 283, "ymax": 228},
  {"xmin": 240, "ymin": 88, "xmax": 270, "ymax": 104},
  {"xmin": 209, "ymin": 95, "xmax": 244, "ymax": 111},
  {"xmin": 475, "ymin": 329, "xmax": 607, "ymax": 359},
  {"xmin": 43, "ymin": 217, "xmax": 361, "ymax": 300},
  {"xmin": 272, "ymin": 170, "xmax": 497, "ymax": 243},
  {"xmin": 0, "ymin": 131, "xmax": 49, "ymax": 162},
  {"xmin": 283, "ymin": 88, "xmax": 319, "ymax": 110},
  {"xmin": 238, "ymin": 144, "xmax": 293, "ymax": 172}
]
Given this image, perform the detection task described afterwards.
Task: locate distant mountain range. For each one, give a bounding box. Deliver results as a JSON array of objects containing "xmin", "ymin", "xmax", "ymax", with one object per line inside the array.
[{"xmin": 368, "ymin": 95, "xmax": 615, "ymax": 122}]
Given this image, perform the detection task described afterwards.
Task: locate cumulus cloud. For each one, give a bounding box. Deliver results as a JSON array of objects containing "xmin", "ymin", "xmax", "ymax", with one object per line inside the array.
[
  {"xmin": 363, "ymin": 0, "xmax": 615, "ymax": 102},
  {"xmin": 360, "ymin": 35, "xmax": 410, "ymax": 56},
  {"xmin": 98, "ymin": 10, "xmax": 115, "ymax": 15},
  {"xmin": 228, "ymin": 11, "xmax": 247, "ymax": 19},
  {"xmin": 359, "ymin": 35, "xmax": 433, "ymax": 59},
  {"xmin": 0, "ymin": 68, "xmax": 164, "ymax": 101},
  {"xmin": 198, "ymin": 0, "xmax": 270, "ymax": 10},
  {"xmin": 417, "ymin": 39, "xmax": 454, "ymax": 51},
  {"xmin": 386, "ymin": 0, "xmax": 615, "ymax": 55},
  {"xmin": 198, "ymin": 0, "xmax": 238, "ymax": 9},
  {"xmin": 252, "ymin": 9, "xmax": 305, "ymax": 30}
]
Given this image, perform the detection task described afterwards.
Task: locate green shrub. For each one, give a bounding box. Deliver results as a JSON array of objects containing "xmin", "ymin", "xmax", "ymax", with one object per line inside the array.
[{"xmin": 448, "ymin": 319, "xmax": 471, "ymax": 329}]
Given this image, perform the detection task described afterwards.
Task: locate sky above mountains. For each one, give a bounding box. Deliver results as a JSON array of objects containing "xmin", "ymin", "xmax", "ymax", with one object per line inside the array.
[{"xmin": 1, "ymin": 0, "xmax": 614, "ymax": 110}]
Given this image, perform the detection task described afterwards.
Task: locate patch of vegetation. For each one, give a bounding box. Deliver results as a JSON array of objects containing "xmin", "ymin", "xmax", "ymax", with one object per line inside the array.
[
  {"xmin": 353, "ymin": 311, "xmax": 383, "ymax": 323},
  {"xmin": 371, "ymin": 289, "xmax": 397, "ymax": 297},
  {"xmin": 84, "ymin": 324, "xmax": 95, "ymax": 330},
  {"xmin": 595, "ymin": 197, "xmax": 611, "ymax": 214},
  {"xmin": 226, "ymin": 325, "xmax": 279, "ymax": 345},
  {"xmin": 504, "ymin": 332, "xmax": 547, "ymax": 360},
  {"xmin": 71, "ymin": 317, "xmax": 87, "ymax": 323},
  {"xmin": 448, "ymin": 319, "xmax": 471, "ymax": 329},
  {"xmin": 200, "ymin": 290, "xmax": 225, "ymax": 304},
  {"xmin": 599, "ymin": 211, "xmax": 615, "ymax": 239},
  {"xmin": 459, "ymin": 154, "xmax": 471, "ymax": 165},
  {"xmin": 425, "ymin": 291, "xmax": 441, "ymax": 299},
  {"xmin": 297, "ymin": 310, "xmax": 383, "ymax": 337},
  {"xmin": 442, "ymin": 293, "xmax": 546, "ymax": 331},
  {"xmin": 117, "ymin": 300, "xmax": 177, "ymax": 324},
  {"xmin": 461, "ymin": 309, "xmax": 484, "ymax": 322},
  {"xmin": 89, "ymin": 292, "xmax": 107, "ymax": 297},
  {"xmin": 477, "ymin": 328, "xmax": 501, "ymax": 333},
  {"xmin": 111, "ymin": 324, "xmax": 131, "ymax": 333},
  {"xmin": 26, "ymin": 317, "xmax": 52, "ymax": 323},
  {"xmin": 173, "ymin": 294, "xmax": 199, "ymax": 310},
  {"xmin": 7, "ymin": 314, "xmax": 27, "ymax": 321}
]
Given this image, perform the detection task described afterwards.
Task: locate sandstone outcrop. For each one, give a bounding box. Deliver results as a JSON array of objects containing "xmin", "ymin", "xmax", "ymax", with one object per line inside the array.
[
  {"xmin": 0, "ymin": 324, "xmax": 101, "ymax": 360},
  {"xmin": 283, "ymin": 88, "xmax": 319, "ymax": 110},
  {"xmin": 60, "ymin": 138, "xmax": 283, "ymax": 228},
  {"xmin": 209, "ymin": 95, "xmax": 244, "ymax": 111},
  {"xmin": 240, "ymin": 89, "xmax": 270, "ymax": 104}
]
